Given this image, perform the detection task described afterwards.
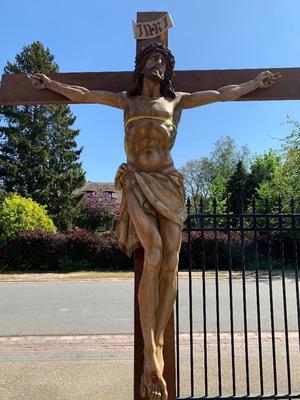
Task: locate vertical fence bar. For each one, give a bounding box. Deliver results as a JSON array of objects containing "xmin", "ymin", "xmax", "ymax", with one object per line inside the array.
[
  {"xmin": 175, "ymin": 197, "xmax": 300, "ymax": 400},
  {"xmin": 266, "ymin": 198, "xmax": 278, "ymax": 395},
  {"xmin": 227, "ymin": 198, "xmax": 236, "ymax": 396},
  {"xmin": 187, "ymin": 198, "xmax": 194, "ymax": 397},
  {"xmin": 240, "ymin": 204, "xmax": 250, "ymax": 396},
  {"xmin": 278, "ymin": 197, "xmax": 292, "ymax": 394},
  {"xmin": 175, "ymin": 268, "xmax": 180, "ymax": 397},
  {"xmin": 213, "ymin": 197, "xmax": 222, "ymax": 396},
  {"xmin": 291, "ymin": 198, "xmax": 300, "ymax": 351},
  {"xmin": 253, "ymin": 198, "xmax": 264, "ymax": 396},
  {"xmin": 200, "ymin": 197, "xmax": 208, "ymax": 397}
]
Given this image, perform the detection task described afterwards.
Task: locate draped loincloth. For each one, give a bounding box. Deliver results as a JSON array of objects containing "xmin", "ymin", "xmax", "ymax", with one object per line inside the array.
[{"xmin": 114, "ymin": 163, "xmax": 186, "ymax": 257}]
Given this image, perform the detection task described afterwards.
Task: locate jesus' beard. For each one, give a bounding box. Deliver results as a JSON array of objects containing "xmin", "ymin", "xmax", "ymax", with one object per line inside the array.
[{"xmin": 143, "ymin": 67, "xmax": 164, "ymax": 83}]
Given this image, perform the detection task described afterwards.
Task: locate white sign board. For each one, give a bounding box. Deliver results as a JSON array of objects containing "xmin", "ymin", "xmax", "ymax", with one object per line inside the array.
[{"xmin": 133, "ymin": 14, "xmax": 174, "ymax": 40}]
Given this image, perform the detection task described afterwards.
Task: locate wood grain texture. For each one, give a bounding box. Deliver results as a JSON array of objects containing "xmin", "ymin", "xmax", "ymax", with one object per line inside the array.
[
  {"xmin": 136, "ymin": 11, "xmax": 169, "ymax": 54},
  {"xmin": 0, "ymin": 67, "xmax": 296, "ymax": 105},
  {"xmin": 134, "ymin": 248, "xmax": 176, "ymax": 400}
]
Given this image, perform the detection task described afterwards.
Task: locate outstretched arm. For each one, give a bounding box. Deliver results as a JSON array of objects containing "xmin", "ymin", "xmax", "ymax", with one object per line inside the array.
[
  {"xmin": 28, "ymin": 73, "xmax": 127, "ymax": 109},
  {"xmin": 179, "ymin": 71, "xmax": 281, "ymax": 109}
]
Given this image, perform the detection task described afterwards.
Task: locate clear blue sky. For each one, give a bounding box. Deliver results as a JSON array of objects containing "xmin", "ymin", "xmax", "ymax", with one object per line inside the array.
[{"xmin": 1, "ymin": 0, "xmax": 300, "ymax": 182}]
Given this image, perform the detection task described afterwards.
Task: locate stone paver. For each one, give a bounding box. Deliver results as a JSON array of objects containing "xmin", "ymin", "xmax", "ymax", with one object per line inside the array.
[{"xmin": 0, "ymin": 333, "xmax": 299, "ymax": 399}]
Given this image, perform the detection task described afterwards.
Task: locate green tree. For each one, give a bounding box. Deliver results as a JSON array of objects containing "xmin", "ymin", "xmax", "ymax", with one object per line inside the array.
[
  {"xmin": 248, "ymin": 149, "xmax": 281, "ymax": 193},
  {"xmin": 0, "ymin": 41, "xmax": 85, "ymax": 230},
  {"xmin": 0, "ymin": 193, "xmax": 56, "ymax": 244},
  {"xmin": 226, "ymin": 160, "xmax": 251, "ymax": 213},
  {"xmin": 209, "ymin": 136, "xmax": 250, "ymax": 204},
  {"xmin": 256, "ymin": 120, "xmax": 300, "ymax": 212},
  {"xmin": 210, "ymin": 136, "xmax": 250, "ymax": 181},
  {"xmin": 0, "ymin": 187, "xmax": 6, "ymax": 203},
  {"xmin": 180, "ymin": 136, "xmax": 250, "ymax": 213},
  {"xmin": 179, "ymin": 157, "xmax": 215, "ymax": 211},
  {"xmin": 256, "ymin": 164, "xmax": 293, "ymax": 211},
  {"xmin": 281, "ymin": 118, "xmax": 300, "ymax": 202}
]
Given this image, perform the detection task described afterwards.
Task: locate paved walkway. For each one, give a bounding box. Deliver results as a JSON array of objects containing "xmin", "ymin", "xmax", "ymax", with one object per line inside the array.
[{"xmin": 0, "ymin": 333, "xmax": 299, "ymax": 399}]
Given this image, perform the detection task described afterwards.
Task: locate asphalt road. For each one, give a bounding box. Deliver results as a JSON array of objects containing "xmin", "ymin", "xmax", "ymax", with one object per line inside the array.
[
  {"xmin": 0, "ymin": 276, "xmax": 299, "ymax": 336},
  {"xmin": 0, "ymin": 277, "xmax": 299, "ymax": 399}
]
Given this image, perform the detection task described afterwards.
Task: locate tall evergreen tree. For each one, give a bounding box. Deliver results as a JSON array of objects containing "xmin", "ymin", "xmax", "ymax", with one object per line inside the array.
[
  {"xmin": 0, "ymin": 41, "xmax": 85, "ymax": 229},
  {"xmin": 226, "ymin": 160, "xmax": 251, "ymax": 213}
]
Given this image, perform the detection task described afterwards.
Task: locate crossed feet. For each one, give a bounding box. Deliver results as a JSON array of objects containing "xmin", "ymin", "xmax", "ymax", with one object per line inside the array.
[{"xmin": 140, "ymin": 345, "xmax": 167, "ymax": 400}]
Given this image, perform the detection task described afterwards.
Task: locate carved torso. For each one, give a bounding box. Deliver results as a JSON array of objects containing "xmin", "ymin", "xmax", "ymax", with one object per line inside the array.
[{"xmin": 124, "ymin": 93, "xmax": 183, "ymax": 173}]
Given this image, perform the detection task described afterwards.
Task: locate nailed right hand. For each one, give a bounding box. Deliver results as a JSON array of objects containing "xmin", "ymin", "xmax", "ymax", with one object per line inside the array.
[
  {"xmin": 254, "ymin": 71, "xmax": 281, "ymax": 89},
  {"xmin": 27, "ymin": 73, "xmax": 51, "ymax": 90}
]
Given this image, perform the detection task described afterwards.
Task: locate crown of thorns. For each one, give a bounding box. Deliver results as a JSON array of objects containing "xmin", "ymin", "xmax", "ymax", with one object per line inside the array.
[{"xmin": 134, "ymin": 42, "xmax": 175, "ymax": 78}]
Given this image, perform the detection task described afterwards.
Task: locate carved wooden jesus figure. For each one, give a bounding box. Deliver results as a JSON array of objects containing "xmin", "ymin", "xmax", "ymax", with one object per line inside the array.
[{"xmin": 28, "ymin": 42, "xmax": 280, "ymax": 400}]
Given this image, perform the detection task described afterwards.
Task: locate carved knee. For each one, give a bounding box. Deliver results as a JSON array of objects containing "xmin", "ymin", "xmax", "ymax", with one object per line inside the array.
[
  {"xmin": 145, "ymin": 244, "xmax": 162, "ymax": 268},
  {"xmin": 162, "ymin": 252, "xmax": 178, "ymax": 276},
  {"xmin": 141, "ymin": 238, "xmax": 163, "ymax": 282}
]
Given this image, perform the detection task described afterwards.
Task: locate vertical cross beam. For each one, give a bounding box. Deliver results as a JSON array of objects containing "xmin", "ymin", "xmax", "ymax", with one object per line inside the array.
[
  {"xmin": 134, "ymin": 11, "xmax": 176, "ymax": 400},
  {"xmin": 135, "ymin": 11, "xmax": 169, "ymax": 53}
]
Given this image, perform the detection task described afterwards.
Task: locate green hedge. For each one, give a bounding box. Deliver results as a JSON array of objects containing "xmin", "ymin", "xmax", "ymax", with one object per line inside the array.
[
  {"xmin": 0, "ymin": 229, "xmax": 132, "ymax": 272},
  {"xmin": 0, "ymin": 229, "xmax": 298, "ymax": 273}
]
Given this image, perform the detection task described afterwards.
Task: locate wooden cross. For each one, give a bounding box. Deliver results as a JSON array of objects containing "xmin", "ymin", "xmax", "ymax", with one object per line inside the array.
[
  {"xmin": 0, "ymin": 11, "xmax": 298, "ymax": 400},
  {"xmin": 1, "ymin": 12, "xmax": 300, "ymax": 106}
]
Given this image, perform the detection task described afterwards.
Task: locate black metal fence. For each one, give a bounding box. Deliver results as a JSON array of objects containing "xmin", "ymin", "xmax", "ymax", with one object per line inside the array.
[{"xmin": 175, "ymin": 197, "xmax": 300, "ymax": 399}]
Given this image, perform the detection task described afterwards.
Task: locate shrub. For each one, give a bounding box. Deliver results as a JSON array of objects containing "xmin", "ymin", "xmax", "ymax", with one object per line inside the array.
[
  {"xmin": 2, "ymin": 230, "xmax": 65, "ymax": 271},
  {"xmin": 179, "ymin": 230, "xmax": 299, "ymax": 271},
  {"xmin": 1, "ymin": 226, "xmax": 297, "ymax": 273},
  {"xmin": 0, "ymin": 228, "xmax": 132, "ymax": 272},
  {"xmin": 58, "ymin": 257, "xmax": 92, "ymax": 273},
  {"xmin": 179, "ymin": 231, "xmax": 238, "ymax": 270},
  {"xmin": 0, "ymin": 194, "xmax": 56, "ymax": 244},
  {"xmin": 75, "ymin": 192, "xmax": 119, "ymax": 232},
  {"xmin": 64, "ymin": 229, "xmax": 130, "ymax": 270}
]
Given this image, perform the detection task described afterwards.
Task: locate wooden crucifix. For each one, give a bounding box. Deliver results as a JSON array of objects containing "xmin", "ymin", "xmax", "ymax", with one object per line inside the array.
[{"xmin": 0, "ymin": 11, "xmax": 286, "ymax": 400}]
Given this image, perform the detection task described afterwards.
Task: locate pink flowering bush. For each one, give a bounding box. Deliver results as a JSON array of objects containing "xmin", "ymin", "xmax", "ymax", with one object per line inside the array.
[{"xmin": 76, "ymin": 191, "xmax": 119, "ymax": 232}]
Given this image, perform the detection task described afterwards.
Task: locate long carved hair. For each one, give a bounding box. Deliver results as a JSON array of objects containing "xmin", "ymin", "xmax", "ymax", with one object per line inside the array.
[{"xmin": 128, "ymin": 42, "xmax": 176, "ymax": 99}]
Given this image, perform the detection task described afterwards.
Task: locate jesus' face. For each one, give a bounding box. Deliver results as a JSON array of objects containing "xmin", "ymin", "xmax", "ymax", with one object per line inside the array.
[{"xmin": 142, "ymin": 52, "xmax": 167, "ymax": 83}]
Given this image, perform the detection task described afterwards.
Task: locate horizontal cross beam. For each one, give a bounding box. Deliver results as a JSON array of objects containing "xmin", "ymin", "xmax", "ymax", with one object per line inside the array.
[{"xmin": 0, "ymin": 67, "xmax": 299, "ymax": 105}]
